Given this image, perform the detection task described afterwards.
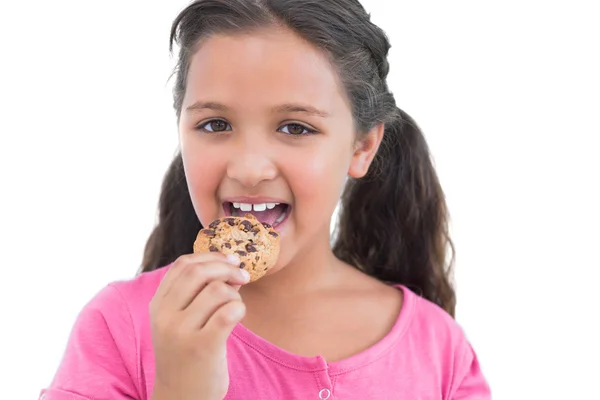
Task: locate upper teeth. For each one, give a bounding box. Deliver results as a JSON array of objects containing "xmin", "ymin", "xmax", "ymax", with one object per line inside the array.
[{"xmin": 233, "ymin": 202, "xmax": 279, "ymax": 212}]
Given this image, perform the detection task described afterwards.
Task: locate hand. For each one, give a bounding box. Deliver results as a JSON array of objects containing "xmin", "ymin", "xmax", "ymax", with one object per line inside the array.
[{"xmin": 149, "ymin": 252, "xmax": 249, "ymax": 400}]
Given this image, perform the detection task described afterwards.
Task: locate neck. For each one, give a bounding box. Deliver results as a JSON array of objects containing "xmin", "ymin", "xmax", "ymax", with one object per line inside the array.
[{"xmin": 240, "ymin": 227, "xmax": 346, "ymax": 299}]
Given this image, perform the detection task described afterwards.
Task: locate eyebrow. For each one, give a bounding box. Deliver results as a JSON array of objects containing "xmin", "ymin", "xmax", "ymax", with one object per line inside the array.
[
  {"xmin": 185, "ymin": 101, "xmax": 330, "ymax": 118},
  {"xmin": 272, "ymin": 103, "xmax": 330, "ymax": 118},
  {"xmin": 186, "ymin": 101, "xmax": 229, "ymax": 113}
]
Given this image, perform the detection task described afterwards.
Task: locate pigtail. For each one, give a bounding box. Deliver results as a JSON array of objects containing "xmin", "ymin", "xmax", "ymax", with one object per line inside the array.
[{"xmin": 333, "ymin": 108, "xmax": 456, "ymax": 316}]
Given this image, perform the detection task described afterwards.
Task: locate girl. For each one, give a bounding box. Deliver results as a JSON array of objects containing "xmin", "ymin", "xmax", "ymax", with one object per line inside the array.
[{"xmin": 41, "ymin": 0, "xmax": 490, "ymax": 399}]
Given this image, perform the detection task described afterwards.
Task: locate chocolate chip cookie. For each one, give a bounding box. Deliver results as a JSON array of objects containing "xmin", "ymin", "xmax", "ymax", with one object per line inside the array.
[{"xmin": 193, "ymin": 214, "xmax": 280, "ymax": 282}]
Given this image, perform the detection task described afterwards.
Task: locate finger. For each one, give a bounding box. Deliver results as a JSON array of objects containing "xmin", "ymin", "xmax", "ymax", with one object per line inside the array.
[
  {"xmin": 202, "ymin": 300, "xmax": 246, "ymax": 345},
  {"xmin": 166, "ymin": 261, "xmax": 249, "ymax": 310},
  {"xmin": 155, "ymin": 252, "xmax": 240, "ymax": 300},
  {"xmin": 181, "ymin": 281, "xmax": 241, "ymax": 330}
]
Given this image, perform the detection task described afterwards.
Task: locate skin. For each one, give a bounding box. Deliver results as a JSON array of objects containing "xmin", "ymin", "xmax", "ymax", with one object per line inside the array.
[{"xmin": 178, "ymin": 27, "xmax": 402, "ymax": 362}]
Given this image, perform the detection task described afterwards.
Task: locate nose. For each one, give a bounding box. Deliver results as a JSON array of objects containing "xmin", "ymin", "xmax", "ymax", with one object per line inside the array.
[{"xmin": 226, "ymin": 138, "xmax": 277, "ymax": 187}]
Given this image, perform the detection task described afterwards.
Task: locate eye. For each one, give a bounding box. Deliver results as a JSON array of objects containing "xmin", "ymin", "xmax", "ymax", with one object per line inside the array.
[
  {"xmin": 278, "ymin": 123, "xmax": 316, "ymax": 136},
  {"xmin": 196, "ymin": 119, "xmax": 232, "ymax": 133}
]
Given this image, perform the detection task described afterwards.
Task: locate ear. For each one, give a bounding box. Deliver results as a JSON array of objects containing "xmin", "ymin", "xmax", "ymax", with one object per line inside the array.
[{"xmin": 348, "ymin": 123, "xmax": 385, "ymax": 178}]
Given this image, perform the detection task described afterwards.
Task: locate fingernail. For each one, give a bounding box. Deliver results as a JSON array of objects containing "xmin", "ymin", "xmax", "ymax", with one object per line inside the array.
[
  {"xmin": 240, "ymin": 269, "xmax": 250, "ymax": 282},
  {"xmin": 226, "ymin": 254, "xmax": 240, "ymax": 265}
]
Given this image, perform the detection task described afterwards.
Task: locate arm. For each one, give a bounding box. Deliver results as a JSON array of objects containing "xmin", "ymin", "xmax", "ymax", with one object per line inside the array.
[
  {"xmin": 449, "ymin": 341, "xmax": 491, "ymax": 400},
  {"xmin": 39, "ymin": 285, "xmax": 140, "ymax": 400}
]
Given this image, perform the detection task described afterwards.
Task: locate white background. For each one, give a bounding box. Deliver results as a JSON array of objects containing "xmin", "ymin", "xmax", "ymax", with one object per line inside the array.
[{"xmin": 1, "ymin": 0, "xmax": 599, "ymax": 398}]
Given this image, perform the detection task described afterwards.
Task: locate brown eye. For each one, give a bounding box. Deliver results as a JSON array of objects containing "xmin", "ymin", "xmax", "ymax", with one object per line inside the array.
[
  {"xmin": 288, "ymin": 124, "xmax": 305, "ymax": 135},
  {"xmin": 280, "ymin": 123, "xmax": 315, "ymax": 135},
  {"xmin": 198, "ymin": 119, "xmax": 231, "ymax": 132},
  {"xmin": 210, "ymin": 120, "xmax": 228, "ymax": 131}
]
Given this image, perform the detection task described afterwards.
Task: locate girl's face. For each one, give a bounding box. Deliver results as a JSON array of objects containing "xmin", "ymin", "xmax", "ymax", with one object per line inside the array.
[{"xmin": 179, "ymin": 27, "xmax": 381, "ymax": 273}]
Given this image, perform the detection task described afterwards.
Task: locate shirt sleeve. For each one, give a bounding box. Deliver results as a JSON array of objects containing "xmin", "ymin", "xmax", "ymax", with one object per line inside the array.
[
  {"xmin": 449, "ymin": 341, "xmax": 491, "ymax": 400},
  {"xmin": 39, "ymin": 284, "xmax": 141, "ymax": 400}
]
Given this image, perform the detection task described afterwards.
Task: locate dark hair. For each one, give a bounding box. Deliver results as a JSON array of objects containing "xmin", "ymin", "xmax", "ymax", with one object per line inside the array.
[{"xmin": 140, "ymin": 0, "xmax": 456, "ymax": 316}]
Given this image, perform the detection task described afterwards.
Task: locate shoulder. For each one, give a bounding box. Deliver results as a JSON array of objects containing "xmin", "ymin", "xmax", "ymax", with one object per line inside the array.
[
  {"xmin": 402, "ymin": 286, "xmax": 460, "ymax": 333},
  {"xmin": 399, "ymin": 286, "xmax": 490, "ymax": 398},
  {"xmin": 108, "ymin": 265, "xmax": 171, "ymax": 305},
  {"xmin": 41, "ymin": 266, "xmax": 173, "ymax": 397},
  {"xmin": 399, "ymin": 285, "xmax": 470, "ymax": 352},
  {"xmin": 81, "ymin": 265, "xmax": 171, "ymax": 327}
]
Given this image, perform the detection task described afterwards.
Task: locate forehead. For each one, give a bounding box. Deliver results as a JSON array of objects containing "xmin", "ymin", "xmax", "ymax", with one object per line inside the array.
[{"xmin": 183, "ymin": 28, "xmax": 349, "ymax": 113}]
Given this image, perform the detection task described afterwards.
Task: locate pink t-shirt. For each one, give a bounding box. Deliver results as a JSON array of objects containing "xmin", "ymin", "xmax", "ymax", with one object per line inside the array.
[{"xmin": 40, "ymin": 266, "xmax": 491, "ymax": 399}]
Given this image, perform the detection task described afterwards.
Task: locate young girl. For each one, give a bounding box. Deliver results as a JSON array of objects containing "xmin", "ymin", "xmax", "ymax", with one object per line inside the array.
[{"xmin": 41, "ymin": 0, "xmax": 490, "ymax": 399}]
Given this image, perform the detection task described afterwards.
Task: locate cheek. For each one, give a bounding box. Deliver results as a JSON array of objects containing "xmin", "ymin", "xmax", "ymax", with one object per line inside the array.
[
  {"xmin": 284, "ymin": 142, "xmax": 351, "ymax": 218},
  {"xmin": 180, "ymin": 137, "xmax": 226, "ymax": 224}
]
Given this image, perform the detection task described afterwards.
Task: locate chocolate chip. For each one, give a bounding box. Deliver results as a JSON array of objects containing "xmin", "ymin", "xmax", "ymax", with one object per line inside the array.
[
  {"xmin": 239, "ymin": 262, "xmax": 245, "ymax": 269},
  {"xmin": 224, "ymin": 218, "xmax": 236, "ymax": 226},
  {"xmin": 255, "ymin": 255, "xmax": 260, "ymax": 261},
  {"xmin": 235, "ymin": 250, "xmax": 247, "ymax": 256},
  {"xmin": 250, "ymin": 227, "xmax": 261, "ymax": 235},
  {"xmin": 246, "ymin": 243, "xmax": 257, "ymax": 253},
  {"xmin": 235, "ymin": 240, "xmax": 244, "ymax": 245},
  {"xmin": 202, "ymin": 229, "xmax": 216, "ymax": 237},
  {"xmin": 268, "ymin": 231, "xmax": 279, "ymax": 238},
  {"xmin": 209, "ymin": 220, "xmax": 220, "ymax": 229},
  {"xmin": 209, "ymin": 245, "xmax": 219, "ymax": 252},
  {"xmin": 240, "ymin": 220, "xmax": 253, "ymax": 232},
  {"xmin": 223, "ymin": 242, "xmax": 231, "ymax": 249},
  {"xmin": 262, "ymin": 222, "xmax": 272, "ymax": 229}
]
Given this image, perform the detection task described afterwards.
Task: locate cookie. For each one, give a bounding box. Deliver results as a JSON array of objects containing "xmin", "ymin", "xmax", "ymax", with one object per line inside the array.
[{"xmin": 193, "ymin": 214, "xmax": 280, "ymax": 282}]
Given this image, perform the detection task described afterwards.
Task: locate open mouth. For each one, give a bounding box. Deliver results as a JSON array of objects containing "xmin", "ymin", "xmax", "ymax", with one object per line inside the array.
[{"xmin": 224, "ymin": 201, "xmax": 291, "ymax": 227}]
